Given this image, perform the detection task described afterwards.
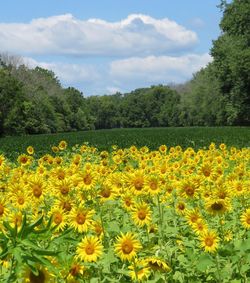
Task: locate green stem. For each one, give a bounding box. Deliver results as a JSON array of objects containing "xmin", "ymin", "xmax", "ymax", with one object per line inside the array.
[
  {"xmin": 215, "ymin": 254, "xmax": 222, "ymax": 283},
  {"xmin": 7, "ymin": 256, "xmax": 14, "ymax": 283},
  {"xmin": 133, "ymin": 259, "xmax": 139, "ymax": 283},
  {"xmin": 157, "ymin": 194, "xmax": 163, "ymax": 250}
]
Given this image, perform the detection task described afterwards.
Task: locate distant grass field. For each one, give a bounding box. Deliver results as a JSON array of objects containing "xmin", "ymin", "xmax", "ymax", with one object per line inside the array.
[{"xmin": 0, "ymin": 127, "xmax": 249, "ymax": 160}]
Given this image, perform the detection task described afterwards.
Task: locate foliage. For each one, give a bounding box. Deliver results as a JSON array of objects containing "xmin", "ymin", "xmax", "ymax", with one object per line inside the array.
[
  {"xmin": 0, "ymin": 0, "xmax": 250, "ymax": 135},
  {"xmin": 210, "ymin": 0, "xmax": 250, "ymax": 125},
  {"xmin": 0, "ymin": 127, "xmax": 249, "ymax": 161}
]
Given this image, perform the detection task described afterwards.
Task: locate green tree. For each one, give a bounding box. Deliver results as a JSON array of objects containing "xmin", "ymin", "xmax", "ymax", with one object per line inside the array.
[
  {"xmin": 210, "ymin": 0, "xmax": 250, "ymax": 125},
  {"xmin": 0, "ymin": 68, "xmax": 25, "ymax": 135}
]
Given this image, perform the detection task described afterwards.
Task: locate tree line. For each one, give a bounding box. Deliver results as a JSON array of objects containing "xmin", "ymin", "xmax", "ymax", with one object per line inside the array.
[{"xmin": 0, "ymin": 0, "xmax": 249, "ymax": 136}]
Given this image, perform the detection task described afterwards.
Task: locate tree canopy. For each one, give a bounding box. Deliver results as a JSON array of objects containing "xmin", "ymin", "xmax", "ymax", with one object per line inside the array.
[{"xmin": 0, "ymin": 0, "xmax": 249, "ymax": 136}]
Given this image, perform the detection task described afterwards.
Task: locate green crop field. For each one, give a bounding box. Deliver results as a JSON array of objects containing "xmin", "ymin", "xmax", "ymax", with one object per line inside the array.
[{"xmin": 0, "ymin": 127, "xmax": 249, "ymax": 160}]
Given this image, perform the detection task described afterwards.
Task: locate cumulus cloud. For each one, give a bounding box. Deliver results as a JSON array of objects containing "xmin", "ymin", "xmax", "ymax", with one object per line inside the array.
[
  {"xmin": 0, "ymin": 14, "xmax": 198, "ymax": 57},
  {"xmin": 23, "ymin": 57, "xmax": 100, "ymax": 84},
  {"xmin": 22, "ymin": 53, "xmax": 212, "ymax": 95},
  {"xmin": 110, "ymin": 53, "xmax": 212, "ymax": 85}
]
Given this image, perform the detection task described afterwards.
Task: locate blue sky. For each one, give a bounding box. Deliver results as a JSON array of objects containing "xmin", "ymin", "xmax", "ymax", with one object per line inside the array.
[{"xmin": 0, "ymin": 0, "xmax": 223, "ymax": 95}]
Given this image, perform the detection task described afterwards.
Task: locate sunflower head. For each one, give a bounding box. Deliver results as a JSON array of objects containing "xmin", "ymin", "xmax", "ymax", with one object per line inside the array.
[
  {"xmin": 144, "ymin": 257, "xmax": 171, "ymax": 273},
  {"xmin": 114, "ymin": 232, "xmax": 142, "ymax": 261},
  {"xmin": 76, "ymin": 235, "xmax": 103, "ymax": 262},
  {"xmin": 200, "ymin": 230, "xmax": 219, "ymax": 253}
]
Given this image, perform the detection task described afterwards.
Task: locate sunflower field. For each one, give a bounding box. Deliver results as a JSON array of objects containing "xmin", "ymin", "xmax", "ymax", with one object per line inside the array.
[{"xmin": 0, "ymin": 141, "xmax": 249, "ymax": 282}]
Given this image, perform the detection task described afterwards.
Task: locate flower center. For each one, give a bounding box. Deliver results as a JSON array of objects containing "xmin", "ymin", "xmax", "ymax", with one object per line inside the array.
[
  {"xmin": 32, "ymin": 185, "xmax": 42, "ymax": 198},
  {"xmin": 0, "ymin": 204, "xmax": 5, "ymax": 216},
  {"xmin": 60, "ymin": 186, "xmax": 69, "ymax": 195},
  {"xmin": 85, "ymin": 244, "xmax": 95, "ymax": 255},
  {"xmin": 138, "ymin": 210, "xmax": 146, "ymax": 220},
  {"xmin": 122, "ymin": 240, "xmax": 133, "ymax": 254},
  {"xmin": 190, "ymin": 215, "xmax": 199, "ymax": 223},
  {"xmin": 84, "ymin": 174, "xmax": 92, "ymax": 185},
  {"xmin": 53, "ymin": 213, "xmax": 63, "ymax": 225},
  {"xmin": 185, "ymin": 186, "xmax": 194, "ymax": 196},
  {"xmin": 70, "ymin": 264, "xmax": 81, "ymax": 276},
  {"xmin": 57, "ymin": 171, "xmax": 65, "ymax": 180},
  {"xmin": 125, "ymin": 198, "xmax": 132, "ymax": 206},
  {"xmin": 76, "ymin": 213, "xmax": 86, "ymax": 225},
  {"xmin": 134, "ymin": 179, "xmax": 143, "ymax": 190},
  {"xmin": 149, "ymin": 181, "xmax": 157, "ymax": 190},
  {"xmin": 211, "ymin": 203, "xmax": 223, "ymax": 211},
  {"xmin": 62, "ymin": 201, "xmax": 72, "ymax": 212},
  {"xmin": 205, "ymin": 237, "xmax": 214, "ymax": 247},
  {"xmin": 100, "ymin": 188, "xmax": 111, "ymax": 198},
  {"xmin": 18, "ymin": 197, "xmax": 25, "ymax": 205},
  {"xmin": 21, "ymin": 157, "xmax": 28, "ymax": 164},
  {"xmin": 178, "ymin": 203, "xmax": 185, "ymax": 210},
  {"xmin": 29, "ymin": 270, "xmax": 45, "ymax": 283}
]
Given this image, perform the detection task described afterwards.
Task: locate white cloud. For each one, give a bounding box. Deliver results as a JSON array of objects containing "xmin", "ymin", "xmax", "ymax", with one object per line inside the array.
[
  {"xmin": 23, "ymin": 57, "xmax": 100, "ymax": 84},
  {"xmin": 0, "ymin": 14, "xmax": 198, "ymax": 57},
  {"xmin": 110, "ymin": 53, "xmax": 212, "ymax": 85},
  {"xmin": 22, "ymin": 53, "xmax": 212, "ymax": 95}
]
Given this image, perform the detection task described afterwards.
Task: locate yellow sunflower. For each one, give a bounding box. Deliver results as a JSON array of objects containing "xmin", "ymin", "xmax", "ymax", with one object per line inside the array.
[
  {"xmin": 0, "ymin": 154, "xmax": 5, "ymax": 167},
  {"xmin": 69, "ymin": 207, "xmax": 95, "ymax": 233},
  {"xmin": 48, "ymin": 207, "xmax": 68, "ymax": 231},
  {"xmin": 178, "ymin": 179, "xmax": 199, "ymax": 199},
  {"xmin": 51, "ymin": 146, "xmax": 59, "ymax": 153},
  {"xmin": 0, "ymin": 197, "xmax": 9, "ymax": 220},
  {"xmin": 10, "ymin": 189, "xmax": 31, "ymax": 211},
  {"xmin": 76, "ymin": 235, "xmax": 103, "ymax": 262},
  {"xmin": 114, "ymin": 232, "xmax": 142, "ymax": 261},
  {"xmin": 131, "ymin": 202, "xmax": 152, "ymax": 227},
  {"xmin": 205, "ymin": 198, "xmax": 231, "ymax": 216},
  {"xmin": 98, "ymin": 183, "xmax": 117, "ymax": 202},
  {"xmin": 200, "ymin": 230, "xmax": 219, "ymax": 253},
  {"xmin": 128, "ymin": 258, "xmax": 151, "ymax": 282},
  {"xmin": 54, "ymin": 196, "xmax": 74, "ymax": 213},
  {"xmin": 58, "ymin": 140, "xmax": 68, "ymax": 151},
  {"xmin": 125, "ymin": 170, "xmax": 146, "ymax": 195},
  {"xmin": 158, "ymin": 145, "xmax": 167, "ymax": 154},
  {"xmin": 192, "ymin": 219, "xmax": 208, "ymax": 235},
  {"xmin": 145, "ymin": 175, "xmax": 161, "ymax": 195},
  {"xmin": 91, "ymin": 220, "xmax": 104, "ymax": 238},
  {"xmin": 66, "ymin": 261, "xmax": 86, "ymax": 282},
  {"xmin": 20, "ymin": 264, "xmax": 54, "ymax": 282},
  {"xmin": 52, "ymin": 178, "xmax": 73, "ymax": 197},
  {"xmin": 77, "ymin": 170, "xmax": 97, "ymax": 190},
  {"xmin": 121, "ymin": 194, "xmax": 135, "ymax": 211},
  {"xmin": 185, "ymin": 208, "xmax": 202, "ymax": 226},
  {"xmin": 144, "ymin": 256, "xmax": 171, "ymax": 272},
  {"xmin": 175, "ymin": 200, "xmax": 187, "ymax": 215},
  {"xmin": 26, "ymin": 146, "xmax": 34, "ymax": 155},
  {"xmin": 240, "ymin": 208, "xmax": 250, "ymax": 230},
  {"xmin": 9, "ymin": 211, "xmax": 23, "ymax": 231},
  {"xmin": 17, "ymin": 154, "xmax": 33, "ymax": 166},
  {"xmin": 27, "ymin": 174, "xmax": 47, "ymax": 202}
]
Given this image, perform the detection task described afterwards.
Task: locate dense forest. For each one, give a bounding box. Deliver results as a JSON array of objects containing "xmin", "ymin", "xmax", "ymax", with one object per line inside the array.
[{"xmin": 0, "ymin": 0, "xmax": 249, "ymax": 136}]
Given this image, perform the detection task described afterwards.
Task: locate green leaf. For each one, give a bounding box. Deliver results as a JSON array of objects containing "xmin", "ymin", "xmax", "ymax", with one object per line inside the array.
[
  {"xmin": 17, "ymin": 212, "xmax": 27, "ymax": 239},
  {"xmin": 240, "ymin": 238, "xmax": 250, "ymax": 252},
  {"xmin": 3, "ymin": 221, "xmax": 16, "ymax": 238},
  {"xmin": 27, "ymin": 215, "xmax": 44, "ymax": 231},
  {"xmin": 107, "ymin": 222, "xmax": 120, "ymax": 233},
  {"xmin": 196, "ymin": 253, "xmax": 214, "ymax": 272},
  {"xmin": 12, "ymin": 247, "xmax": 23, "ymax": 264},
  {"xmin": 21, "ymin": 239, "xmax": 40, "ymax": 250},
  {"xmin": 34, "ymin": 248, "xmax": 60, "ymax": 256},
  {"xmin": 173, "ymin": 271, "xmax": 185, "ymax": 282}
]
